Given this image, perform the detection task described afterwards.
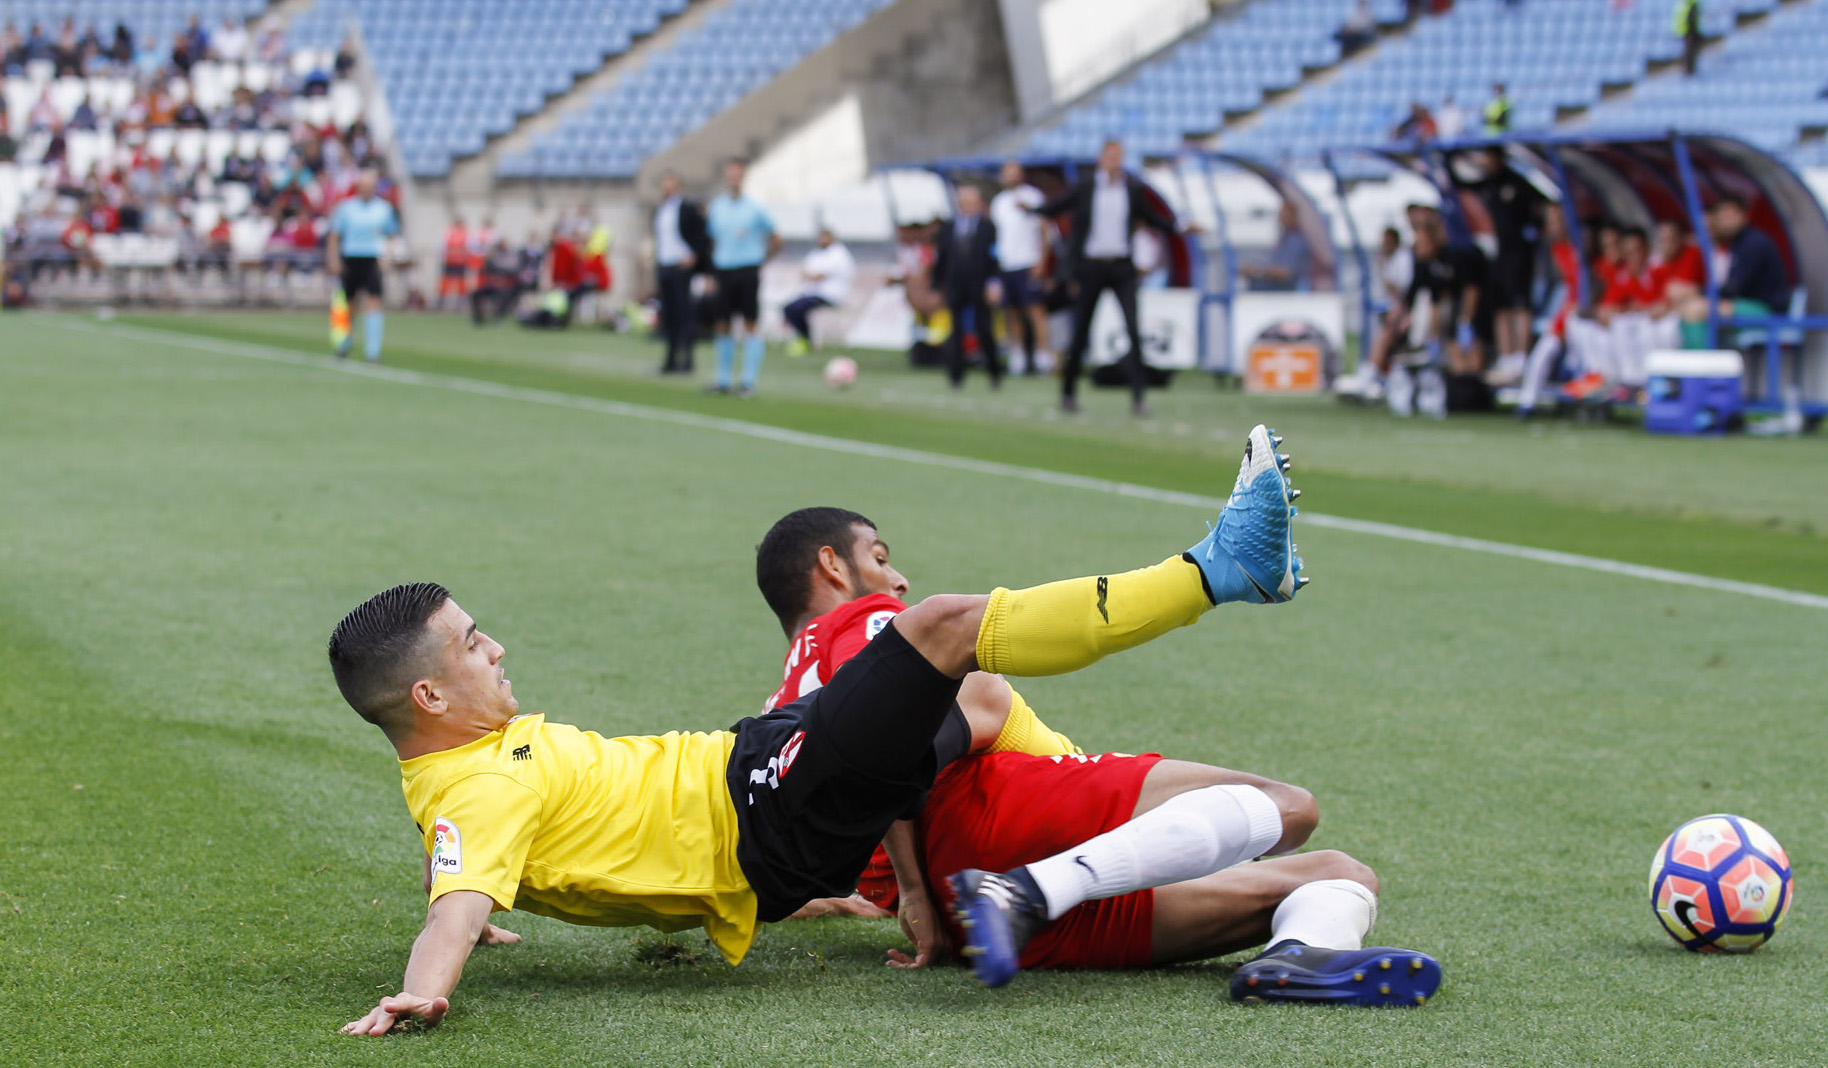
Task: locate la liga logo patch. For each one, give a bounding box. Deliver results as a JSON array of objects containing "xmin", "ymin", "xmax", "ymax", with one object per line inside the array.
[{"xmin": 431, "ymin": 816, "xmax": 463, "ymax": 875}]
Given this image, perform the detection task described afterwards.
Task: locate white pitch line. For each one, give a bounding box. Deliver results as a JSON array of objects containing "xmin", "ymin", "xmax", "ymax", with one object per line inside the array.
[{"xmin": 51, "ymin": 317, "xmax": 1828, "ymax": 612}]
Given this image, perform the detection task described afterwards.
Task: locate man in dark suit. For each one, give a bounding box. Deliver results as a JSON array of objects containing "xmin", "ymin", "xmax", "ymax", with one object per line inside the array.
[
  {"xmin": 932, "ymin": 184, "xmax": 1003, "ymax": 389},
  {"xmin": 1035, "ymin": 138, "xmax": 1179, "ymax": 414},
  {"xmin": 652, "ymin": 169, "xmax": 713, "ymax": 374}
]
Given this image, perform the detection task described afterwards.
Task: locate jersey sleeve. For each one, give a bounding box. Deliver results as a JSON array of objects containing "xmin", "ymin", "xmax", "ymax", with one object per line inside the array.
[
  {"xmin": 385, "ymin": 206, "xmax": 401, "ymax": 236},
  {"xmin": 423, "ymin": 772, "xmax": 543, "ymax": 911},
  {"xmin": 823, "ymin": 595, "xmax": 907, "ymax": 675}
]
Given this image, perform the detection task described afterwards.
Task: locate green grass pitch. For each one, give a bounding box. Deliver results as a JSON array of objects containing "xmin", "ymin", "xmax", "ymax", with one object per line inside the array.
[{"xmin": 1, "ymin": 310, "xmax": 1824, "ymax": 1066}]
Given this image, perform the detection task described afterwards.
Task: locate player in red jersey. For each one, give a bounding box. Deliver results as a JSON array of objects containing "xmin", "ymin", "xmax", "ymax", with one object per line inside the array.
[{"xmin": 755, "ymin": 507, "xmax": 1430, "ymax": 1004}]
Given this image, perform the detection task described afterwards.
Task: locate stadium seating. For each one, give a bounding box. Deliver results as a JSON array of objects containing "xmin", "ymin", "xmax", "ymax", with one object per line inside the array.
[
  {"xmin": 286, "ymin": 0, "xmax": 692, "ymax": 178},
  {"xmin": 1580, "ymin": 1, "xmax": 1828, "ymax": 161},
  {"xmin": 1220, "ymin": 0, "xmax": 1788, "ymax": 168},
  {"xmin": 1024, "ymin": 0, "xmax": 1409, "ymax": 162},
  {"xmin": 496, "ymin": 0, "xmax": 894, "ymax": 181}
]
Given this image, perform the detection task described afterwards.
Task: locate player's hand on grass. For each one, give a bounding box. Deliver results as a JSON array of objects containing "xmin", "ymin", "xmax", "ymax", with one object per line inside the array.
[
  {"xmin": 887, "ymin": 890, "xmax": 953, "ymax": 969},
  {"xmin": 477, "ymin": 922, "xmax": 521, "ymax": 945},
  {"xmin": 342, "ymin": 993, "xmax": 449, "ymax": 1035}
]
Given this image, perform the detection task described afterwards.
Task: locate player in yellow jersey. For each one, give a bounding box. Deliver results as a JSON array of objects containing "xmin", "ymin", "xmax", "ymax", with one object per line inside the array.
[{"xmin": 333, "ymin": 425, "xmax": 1309, "ymax": 1035}]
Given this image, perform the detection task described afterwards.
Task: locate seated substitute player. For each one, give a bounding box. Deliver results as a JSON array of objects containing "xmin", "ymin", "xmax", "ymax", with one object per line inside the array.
[
  {"xmin": 754, "ymin": 507, "xmax": 1441, "ymax": 1006},
  {"xmin": 330, "ymin": 424, "xmax": 1309, "ymax": 1035}
]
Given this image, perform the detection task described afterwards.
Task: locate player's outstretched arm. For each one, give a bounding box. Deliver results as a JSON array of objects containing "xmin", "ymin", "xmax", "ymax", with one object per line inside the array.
[
  {"xmin": 883, "ymin": 820, "xmax": 952, "ymax": 969},
  {"xmin": 342, "ymin": 889, "xmax": 493, "ymax": 1036}
]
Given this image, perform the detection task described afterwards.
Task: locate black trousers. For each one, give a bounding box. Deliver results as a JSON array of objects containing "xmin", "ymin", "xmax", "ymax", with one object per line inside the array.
[
  {"xmin": 1063, "ymin": 257, "xmax": 1144, "ymax": 403},
  {"xmin": 656, "ymin": 264, "xmax": 696, "ymax": 371},
  {"xmin": 945, "ymin": 290, "xmax": 1002, "ymax": 387}
]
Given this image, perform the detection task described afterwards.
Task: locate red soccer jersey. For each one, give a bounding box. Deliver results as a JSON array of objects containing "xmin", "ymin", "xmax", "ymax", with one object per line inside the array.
[
  {"xmin": 1601, "ymin": 266, "xmax": 1660, "ymax": 310},
  {"xmin": 766, "ymin": 593, "xmax": 908, "ymax": 712},
  {"xmin": 1652, "ymin": 244, "xmax": 1705, "ymax": 292}
]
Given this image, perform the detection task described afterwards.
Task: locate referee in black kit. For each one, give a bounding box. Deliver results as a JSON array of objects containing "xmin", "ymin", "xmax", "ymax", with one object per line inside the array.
[{"xmin": 1034, "ymin": 139, "xmax": 1179, "ymax": 416}]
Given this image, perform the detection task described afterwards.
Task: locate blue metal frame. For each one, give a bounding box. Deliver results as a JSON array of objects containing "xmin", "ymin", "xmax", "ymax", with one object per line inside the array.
[
  {"xmin": 1324, "ymin": 130, "xmax": 1828, "ymax": 418},
  {"xmin": 1322, "ymin": 148, "xmax": 1379, "ymax": 372}
]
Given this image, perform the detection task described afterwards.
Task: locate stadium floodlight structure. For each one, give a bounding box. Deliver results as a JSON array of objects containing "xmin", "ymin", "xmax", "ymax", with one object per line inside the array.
[
  {"xmin": 1324, "ymin": 131, "xmax": 1828, "ymax": 417},
  {"xmin": 896, "ymin": 152, "xmax": 1346, "ymax": 382}
]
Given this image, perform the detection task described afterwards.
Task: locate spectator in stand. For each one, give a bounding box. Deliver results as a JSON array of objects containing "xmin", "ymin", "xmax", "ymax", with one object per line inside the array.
[
  {"xmin": 0, "ymin": 112, "xmax": 16, "ymax": 163},
  {"xmin": 108, "ymin": 23, "xmax": 134, "ymax": 67},
  {"xmin": 326, "ymin": 169, "xmax": 400, "ymax": 362},
  {"xmin": 704, "ymin": 157, "xmax": 780, "ymax": 396},
  {"xmin": 1240, "ymin": 200, "xmax": 1313, "ymax": 291},
  {"xmin": 1675, "ymin": 0, "xmax": 1702, "ymax": 77},
  {"xmin": 181, "ymin": 16, "xmax": 210, "ymax": 62},
  {"xmin": 1392, "ymin": 102, "xmax": 1437, "ymax": 142},
  {"xmin": 213, "ymin": 17, "xmax": 250, "ymax": 63},
  {"xmin": 134, "ymin": 34, "xmax": 165, "ymax": 78},
  {"xmin": 1, "ymin": 22, "xmax": 23, "ymax": 74},
  {"xmin": 782, "ymin": 226, "xmax": 856, "ymax": 356},
  {"xmin": 23, "ymin": 21, "xmax": 51, "ymax": 61},
  {"xmin": 1436, "ymin": 95, "xmax": 1466, "ymax": 140},
  {"xmin": 68, "ymin": 94, "xmax": 99, "ymax": 132},
  {"xmin": 1483, "ymin": 83, "xmax": 1513, "ymax": 134},
  {"xmin": 173, "ymin": 96, "xmax": 209, "ymax": 130},
  {"xmin": 27, "ymin": 89, "xmax": 57, "ymax": 132},
  {"xmin": 1336, "ymin": 1, "xmax": 1378, "ymax": 54},
  {"xmin": 335, "ymin": 34, "xmax": 359, "ymax": 78},
  {"xmin": 1461, "ymin": 148, "xmax": 1544, "ymax": 386},
  {"xmin": 1679, "ymin": 194, "xmax": 1792, "ymax": 348},
  {"xmin": 51, "ymin": 19, "xmax": 82, "ymax": 77},
  {"xmin": 990, "ymin": 160, "xmax": 1051, "ymax": 375}
]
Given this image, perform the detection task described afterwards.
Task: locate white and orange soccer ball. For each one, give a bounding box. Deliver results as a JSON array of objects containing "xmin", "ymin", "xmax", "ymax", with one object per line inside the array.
[
  {"xmin": 1649, "ymin": 814, "xmax": 1793, "ymax": 953},
  {"xmin": 823, "ymin": 356, "xmax": 858, "ymax": 390}
]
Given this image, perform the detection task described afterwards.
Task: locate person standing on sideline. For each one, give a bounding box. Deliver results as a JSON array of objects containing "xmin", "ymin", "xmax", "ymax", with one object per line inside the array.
[
  {"xmin": 438, "ymin": 217, "xmax": 469, "ymax": 310},
  {"xmin": 1435, "ymin": 95, "xmax": 1466, "ymax": 140},
  {"xmin": 1033, "ymin": 138, "xmax": 1178, "ymax": 415},
  {"xmin": 782, "ymin": 227, "xmax": 855, "ymax": 357},
  {"xmin": 325, "ymin": 169, "xmax": 400, "ymax": 363},
  {"xmin": 989, "ymin": 160, "xmax": 1051, "ymax": 375},
  {"xmin": 705, "ymin": 159, "xmax": 780, "ymax": 396},
  {"xmin": 653, "ymin": 170, "xmax": 710, "ymax": 374},
  {"xmin": 933, "ymin": 185, "xmax": 1003, "ymax": 391}
]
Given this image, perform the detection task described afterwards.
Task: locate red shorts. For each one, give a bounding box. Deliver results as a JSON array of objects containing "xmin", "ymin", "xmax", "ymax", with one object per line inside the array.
[{"xmin": 921, "ymin": 751, "xmax": 1163, "ymax": 970}]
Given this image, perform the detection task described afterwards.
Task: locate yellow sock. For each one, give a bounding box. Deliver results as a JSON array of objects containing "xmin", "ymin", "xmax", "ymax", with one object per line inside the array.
[
  {"xmin": 987, "ymin": 688, "xmax": 1082, "ymax": 756},
  {"xmin": 975, "ymin": 556, "xmax": 1211, "ymax": 677}
]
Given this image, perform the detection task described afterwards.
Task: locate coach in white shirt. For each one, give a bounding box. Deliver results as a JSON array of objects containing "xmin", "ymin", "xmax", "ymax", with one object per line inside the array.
[
  {"xmin": 782, "ymin": 228, "xmax": 856, "ymax": 353},
  {"xmin": 1033, "ymin": 138, "xmax": 1180, "ymax": 415},
  {"xmin": 990, "ymin": 160, "xmax": 1052, "ymax": 375}
]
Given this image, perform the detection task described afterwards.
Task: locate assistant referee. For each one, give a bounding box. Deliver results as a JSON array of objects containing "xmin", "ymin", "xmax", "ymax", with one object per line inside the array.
[{"xmin": 326, "ymin": 169, "xmax": 401, "ymax": 363}]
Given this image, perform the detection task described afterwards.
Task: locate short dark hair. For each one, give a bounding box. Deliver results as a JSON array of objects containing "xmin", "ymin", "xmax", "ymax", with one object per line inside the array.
[
  {"xmin": 327, "ymin": 582, "xmax": 451, "ymax": 727},
  {"xmin": 1712, "ymin": 194, "xmax": 1747, "ymax": 213},
  {"xmin": 1621, "ymin": 226, "xmax": 1649, "ymax": 244},
  {"xmin": 756, "ymin": 508, "xmax": 874, "ymax": 635}
]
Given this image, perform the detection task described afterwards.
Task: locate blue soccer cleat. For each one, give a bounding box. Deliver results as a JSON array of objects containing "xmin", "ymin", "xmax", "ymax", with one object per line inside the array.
[
  {"xmin": 947, "ymin": 868, "xmax": 1048, "ymax": 989},
  {"xmin": 1230, "ymin": 941, "xmax": 1442, "ymax": 1007},
  {"xmin": 1187, "ymin": 424, "xmax": 1305, "ymax": 604}
]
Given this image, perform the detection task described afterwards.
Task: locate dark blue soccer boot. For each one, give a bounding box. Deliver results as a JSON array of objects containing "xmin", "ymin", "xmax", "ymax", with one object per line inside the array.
[
  {"xmin": 947, "ymin": 868, "xmax": 1048, "ymax": 989},
  {"xmin": 1230, "ymin": 940, "xmax": 1442, "ymax": 1006}
]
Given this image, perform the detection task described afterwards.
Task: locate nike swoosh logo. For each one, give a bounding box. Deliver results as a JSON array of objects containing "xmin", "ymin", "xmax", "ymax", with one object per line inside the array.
[
  {"xmin": 1073, "ymin": 855, "xmax": 1096, "ymax": 877},
  {"xmin": 1674, "ymin": 899, "xmax": 1703, "ymax": 936},
  {"xmin": 1095, "ymin": 576, "xmax": 1109, "ymax": 623},
  {"xmin": 1243, "ymin": 570, "xmax": 1275, "ymax": 603}
]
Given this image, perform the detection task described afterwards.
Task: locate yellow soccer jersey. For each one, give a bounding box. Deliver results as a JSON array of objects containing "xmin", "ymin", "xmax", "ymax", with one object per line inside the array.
[{"xmin": 398, "ymin": 713, "xmax": 759, "ymax": 964}]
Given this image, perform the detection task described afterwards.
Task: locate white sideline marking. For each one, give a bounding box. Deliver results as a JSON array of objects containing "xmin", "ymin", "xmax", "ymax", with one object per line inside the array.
[{"xmin": 54, "ymin": 317, "xmax": 1828, "ymax": 612}]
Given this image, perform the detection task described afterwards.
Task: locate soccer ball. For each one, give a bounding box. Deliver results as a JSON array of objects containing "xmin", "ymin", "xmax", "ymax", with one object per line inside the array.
[
  {"xmin": 823, "ymin": 356, "xmax": 858, "ymax": 390},
  {"xmin": 1649, "ymin": 814, "xmax": 1793, "ymax": 953}
]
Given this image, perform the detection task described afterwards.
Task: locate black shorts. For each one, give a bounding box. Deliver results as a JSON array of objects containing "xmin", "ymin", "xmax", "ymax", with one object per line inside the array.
[
  {"xmin": 998, "ymin": 268, "xmax": 1040, "ymax": 308},
  {"xmin": 726, "ymin": 622, "xmax": 969, "ymax": 921},
  {"xmin": 714, "ymin": 266, "xmax": 761, "ymax": 324},
  {"xmin": 341, "ymin": 256, "xmax": 383, "ymax": 300},
  {"xmin": 1488, "ymin": 246, "xmax": 1535, "ymax": 311}
]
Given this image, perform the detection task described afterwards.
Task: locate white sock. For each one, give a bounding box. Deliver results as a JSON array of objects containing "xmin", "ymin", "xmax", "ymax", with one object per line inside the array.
[
  {"xmin": 1023, "ymin": 784, "xmax": 1283, "ymax": 921},
  {"xmin": 1268, "ymin": 878, "xmax": 1378, "ymax": 951}
]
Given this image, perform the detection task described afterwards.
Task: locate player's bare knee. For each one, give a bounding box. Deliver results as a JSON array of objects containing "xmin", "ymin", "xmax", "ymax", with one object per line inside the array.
[
  {"xmin": 897, "ymin": 594, "xmax": 988, "ymax": 678},
  {"xmin": 1267, "ymin": 783, "xmax": 1318, "ymax": 851},
  {"xmin": 1310, "ymin": 849, "xmax": 1378, "ymax": 894}
]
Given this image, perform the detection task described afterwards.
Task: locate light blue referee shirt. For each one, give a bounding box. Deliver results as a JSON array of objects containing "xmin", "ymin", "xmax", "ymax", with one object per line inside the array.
[
  {"xmin": 328, "ymin": 196, "xmax": 400, "ymax": 258},
  {"xmin": 706, "ymin": 194, "xmax": 774, "ymax": 269}
]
